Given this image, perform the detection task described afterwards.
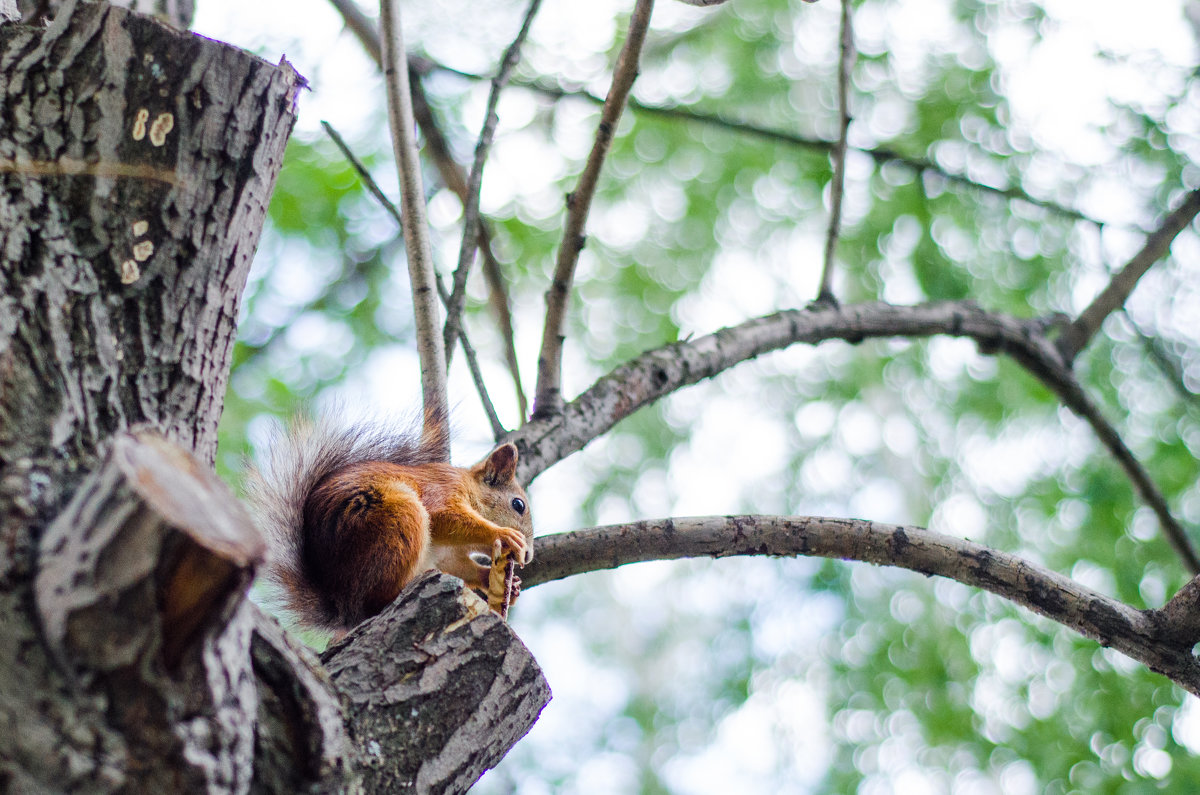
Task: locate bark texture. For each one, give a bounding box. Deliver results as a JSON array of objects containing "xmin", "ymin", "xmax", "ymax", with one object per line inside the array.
[
  {"xmin": 323, "ymin": 572, "xmax": 552, "ymax": 794},
  {"xmin": 0, "ymin": 3, "xmax": 300, "ymax": 789},
  {"xmin": 16, "ymin": 0, "xmax": 193, "ymax": 30},
  {"xmin": 33, "ymin": 430, "xmax": 265, "ymax": 792},
  {"xmin": 523, "ymin": 516, "xmax": 1200, "ymax": 696}
]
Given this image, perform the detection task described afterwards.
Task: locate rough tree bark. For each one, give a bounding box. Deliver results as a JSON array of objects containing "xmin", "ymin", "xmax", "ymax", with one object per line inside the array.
[{"xmin": 0, "ymin": 3, "xmax": 548, "ymax": 792}]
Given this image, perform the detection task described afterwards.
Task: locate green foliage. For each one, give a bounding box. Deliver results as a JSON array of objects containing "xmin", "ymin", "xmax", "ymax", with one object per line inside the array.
[{"xmin": 217, "ymin": 0, "xmax": 1200, "ymax": 790}]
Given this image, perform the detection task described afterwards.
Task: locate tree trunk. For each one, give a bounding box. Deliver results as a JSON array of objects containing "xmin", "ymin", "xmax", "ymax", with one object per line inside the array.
[{"xmin": 0, "ymin": 4, "xmax": 549, "ymax": 792}]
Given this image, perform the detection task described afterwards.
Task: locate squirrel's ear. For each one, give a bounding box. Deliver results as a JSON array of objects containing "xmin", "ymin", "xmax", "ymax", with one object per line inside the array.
[{"xmin": 480, "ymin": 443, "xmax": 518, "ymax": 485}]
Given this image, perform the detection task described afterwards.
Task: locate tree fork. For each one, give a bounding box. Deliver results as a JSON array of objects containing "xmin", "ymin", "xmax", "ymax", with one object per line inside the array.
[{"xmin": 0, "ymin": 5, "xmax": 547, "ymax": 791}]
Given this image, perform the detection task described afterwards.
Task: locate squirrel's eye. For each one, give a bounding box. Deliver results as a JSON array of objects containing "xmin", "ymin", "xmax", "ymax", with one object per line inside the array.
[{"xmin": 511, "ymin": 497, "xmax": 526, "ymax": 515}]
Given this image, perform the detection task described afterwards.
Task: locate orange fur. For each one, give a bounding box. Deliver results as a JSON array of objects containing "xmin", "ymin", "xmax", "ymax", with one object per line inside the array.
[
  {"xmin": 247, "ymin": 416, "xmax": 535, "ymax": 634},
  {"xmin": 296, "ymin": 446, "xmax": 532, "ymax": 630}
]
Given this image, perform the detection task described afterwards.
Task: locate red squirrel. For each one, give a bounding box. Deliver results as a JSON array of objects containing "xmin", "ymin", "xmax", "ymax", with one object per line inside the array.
[{"xmin": 245, "ymin": 416, "xmax": 534, "ymax": 634}]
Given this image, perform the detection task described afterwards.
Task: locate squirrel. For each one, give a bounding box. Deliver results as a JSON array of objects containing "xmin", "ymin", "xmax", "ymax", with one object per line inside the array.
[{"xmin": 244, "ymin": 414, "xmax": 534, "ymax": 635}]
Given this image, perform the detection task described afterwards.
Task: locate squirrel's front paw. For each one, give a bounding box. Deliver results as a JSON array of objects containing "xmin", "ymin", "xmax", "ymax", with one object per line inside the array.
[{"xmin": 498, "ymin": 527, "xmax": 528, "ymax": 561}]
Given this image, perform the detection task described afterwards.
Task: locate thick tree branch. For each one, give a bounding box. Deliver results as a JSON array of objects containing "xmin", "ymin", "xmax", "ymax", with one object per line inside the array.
[
  {"xmin": 379, "ymin": 0, "xmax": 449, "ymax": 456},
  {"xmin": 443, "ymin": 0, "xmax": 543, "ymax": 367},
  {"xmin": 322, "ymin": 572, "xmax": 551, "ymax": 793},
  {"xmin": 511, "ymin": 301, "xmax": 1199, "ymax": 571},
  {"xmin": 817, "ymin": 0, "xmax": 854, "ymax": 303},
  {"xmin": 522, "ymin": 516, "xmax": 1200, "ymax": 694},
  {"xmin": 532, "ymin": 0, "xmax": 657, "ymax": 420},
  {"xmin": 0, "ymin": 5, "xmax": 300, "ymax": 786},
  {"xmin": 1057, "ymin": 187, "xmax": 1200, "ymax": 363}
]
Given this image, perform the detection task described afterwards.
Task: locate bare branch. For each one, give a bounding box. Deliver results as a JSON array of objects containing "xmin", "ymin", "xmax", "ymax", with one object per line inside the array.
[
  {"xmin": 380, "ymin": 0, "xmax": 448, "ymax": 455},
  {"xmin": 532, "ymin": 0, "xmax": 657, "ymax": 420},
  {"xmin": 413, "ymin": 58, "xmax": 1111, "ymax": 230},
  {"xmin": 321, "ymin": 121, "xmax": 506, "ymax": 438},
  {"xmin": 817, "ymin": 0, "xmax": 854, "ymax": 303},
  {"xmin": 521, "ymin": 516, "xmax": 1200, "ymax": 694},
  {"xmin": 511, "ymin": 301, "xmax": 1199, "ymax": 572},
  {"xmin": 327, "ymin": 0, "xmax": 529, "ymax": 420},
  {"xmin": 1057, "ymin": 187, "xmax": 1200, "ymax": 362},
  {"xmin": 514, "ymin": 302, "xmax": 1043, "ymax": 478},
  {"xmin": 481, "ymin": 237, "xmax": 530, "ymax": 422},
  {"xmin": 443, "ymin": 0, "xmax": 544, "ymax": 366}
]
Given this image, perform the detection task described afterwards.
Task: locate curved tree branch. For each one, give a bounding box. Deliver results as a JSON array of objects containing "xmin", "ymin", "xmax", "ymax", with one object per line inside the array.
[
  {"xmin": 532, "ymin": 0, "xmax": 657, "ymax": 420},
  {"xmin": 512, "ymin": 301, "xmax": 1199, "ymax": 571},
  {"xmin": 1057, "ymin": 187, "xmax": 1200, "ymax": 363},
  {"xmin": 521, "ymin": 516, "xmax": 1200, "ymax": 694}
]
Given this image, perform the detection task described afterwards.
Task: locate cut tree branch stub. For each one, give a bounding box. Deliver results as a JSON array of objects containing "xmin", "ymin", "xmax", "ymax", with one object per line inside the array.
[
  {"xmin": 322, "ymin": 571, "xmax": 550, "ymax": 792},
  {"xmin": 34, "ymin": 430, "xmax": 264, "ymax": 789}
]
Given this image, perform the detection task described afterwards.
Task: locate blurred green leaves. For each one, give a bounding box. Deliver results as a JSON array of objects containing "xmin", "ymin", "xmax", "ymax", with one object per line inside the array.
[{"xmin": 219, "ymin": 0, "xmax": 1200, "ymax": 790}]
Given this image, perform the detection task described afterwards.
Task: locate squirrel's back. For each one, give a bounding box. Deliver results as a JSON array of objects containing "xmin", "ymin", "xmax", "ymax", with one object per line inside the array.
[{"xmin": 244, "ymin": 414, "xmax": 448, "ymax": 632}]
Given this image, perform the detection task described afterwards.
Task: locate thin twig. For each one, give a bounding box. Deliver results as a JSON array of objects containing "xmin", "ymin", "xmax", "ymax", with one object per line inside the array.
[
  {"xmin": 520, "ymin": 515, "xmax": 1200, "ymax": 694},
  {"xmin": 1049, "ymin": 369, "xmax": 1200, "ymax": 574},
  {"xmin": 436, "ymin": 275, "xmax": 508, "ymax": 439},
  {"xmin": 1057, "ymin": 187, "xmax": 1200, "ymax": 362},
  {"xmin": 532, "ymin": 0, "xmax": 657, "ymax": 420},
  {"xmin": 405, "ymin": 73, "xmax": 528, "ymax": 420},
  {"xmin": 321, "ymin": 121, "xmax": 507, "ymax": 439},
  {"xmin": 817, "ymin": 0, "xmax": 854, "ymax": 303},
  {"xmin": 327, "ymin": 0, "xmax": 529, "ymax": 421},
  {"xmin": 1122, "ymin": 309, "xmax": 1200, "ymax": 410},
  {"xmin": 379, "ymin": 0, "xmax": 449, "ymax": 455},
  {"xmin": 511, "ymin": 300, "xmax": 1200, "ymax": 574},
  {"xmin": 412, "ymin": 58, "xmax": 1111, "ymax": 231},
  {"xmin": 444, "ymin": 0, "xmax": 544, "ymax": 366}
]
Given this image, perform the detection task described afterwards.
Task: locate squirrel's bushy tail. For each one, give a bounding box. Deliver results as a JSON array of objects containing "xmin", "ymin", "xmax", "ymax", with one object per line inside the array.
[{"xmin": 244, "ymin": 411, "xmax": 448, "ymax": 632}]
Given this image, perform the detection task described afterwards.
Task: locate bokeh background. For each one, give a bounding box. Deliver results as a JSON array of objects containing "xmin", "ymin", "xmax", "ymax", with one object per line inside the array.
[{"xmin": 195, "ymin": 0, "xmax": 1200, "ymax": 791}]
